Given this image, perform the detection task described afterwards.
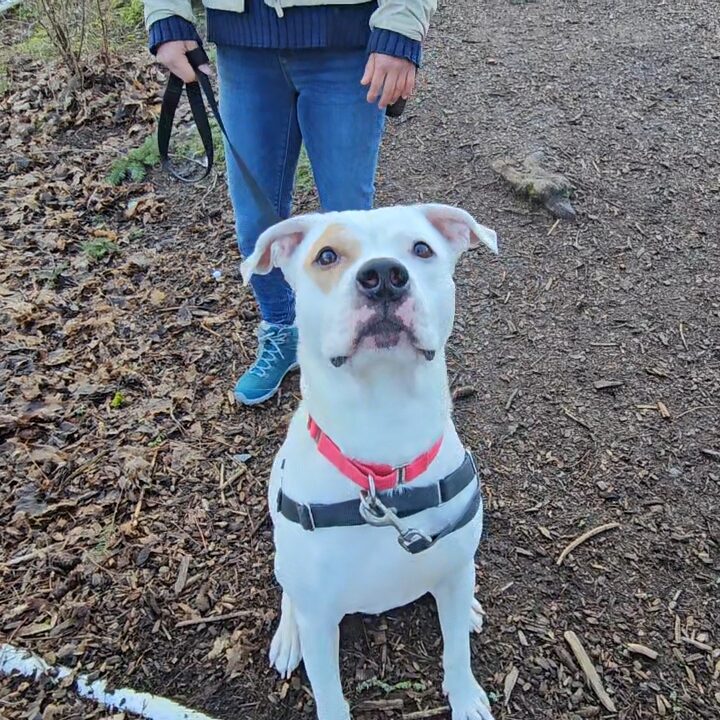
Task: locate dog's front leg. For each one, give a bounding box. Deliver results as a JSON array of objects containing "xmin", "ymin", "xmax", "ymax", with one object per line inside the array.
[
  {"xmin": 295, "ymin": 608, "xmax": 350, "ymax": 720},
  {"xmin": 433, "ymin": 563, "xmax": 495, "ymax": 720}
]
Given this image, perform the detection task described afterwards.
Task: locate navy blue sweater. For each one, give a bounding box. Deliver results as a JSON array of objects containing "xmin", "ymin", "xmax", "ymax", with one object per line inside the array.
[{"xmin": 149, "ymin": 0, "xmax": 422, "ymax": 66}]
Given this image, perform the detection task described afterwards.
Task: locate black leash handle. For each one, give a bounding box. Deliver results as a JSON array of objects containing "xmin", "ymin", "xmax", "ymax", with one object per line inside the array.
[
  {"xmin": 157, "ymin": 47, "xmax": 281, "ymax": 229},
  {"xmin": 386, "ymin": 97, "xmax": 406, "ymax": 118}
]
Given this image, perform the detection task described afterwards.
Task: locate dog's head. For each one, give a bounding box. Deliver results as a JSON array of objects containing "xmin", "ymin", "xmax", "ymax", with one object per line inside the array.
[{"xmin": 241, "ymin": 204, "xmax": 497, "ymax": 370}]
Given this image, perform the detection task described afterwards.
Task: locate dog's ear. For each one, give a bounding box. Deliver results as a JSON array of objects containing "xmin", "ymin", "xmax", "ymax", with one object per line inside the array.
[
  {"xmin": 416, "ymin": 204, "xmax": 498, "ymax": 255},
  {"xmin": 240, "ymin": 214, "xmax": 322, "ymax": 284}
]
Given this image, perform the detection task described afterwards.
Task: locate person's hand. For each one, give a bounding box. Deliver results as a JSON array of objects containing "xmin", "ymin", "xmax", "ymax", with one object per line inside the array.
[
  {"xmin": 156, "ymin": 40, "xmax": 212, "ymax": 83},
  {"xmin": 361, "ymin": 53, "xmax": 416, "ymax": 108}
]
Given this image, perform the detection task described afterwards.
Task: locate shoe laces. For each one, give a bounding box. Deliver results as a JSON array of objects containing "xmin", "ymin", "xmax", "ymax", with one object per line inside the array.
[{"xmin": 249, "ymin": 326, "xmax": 292, "ymax": 378}]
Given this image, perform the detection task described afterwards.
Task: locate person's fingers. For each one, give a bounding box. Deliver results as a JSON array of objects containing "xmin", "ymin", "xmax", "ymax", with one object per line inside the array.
[
  {"xmin": 198, "ymin": 63, "xmax": 214, "ymax": 78},
  {"xmin": 157, "ymin": 40, "xmax": 197, "ymax": 83},
  {"xmin": 360, "ymin": 55, "xmax": 375, "ymax": 86},
  {"xmin": 169, "ymin": 56, "xmax": 197, "ymax": 83},
  {"xmin": 379, "ymin": 68, "xmax": 402, "ymax": 108},
  {"xmin": 401, "ymin": 67, "xmax": 416, "ymax": 99},
  {"xmin": 366, "ymin": 66, "xmax": 387, "ymax": 104}
]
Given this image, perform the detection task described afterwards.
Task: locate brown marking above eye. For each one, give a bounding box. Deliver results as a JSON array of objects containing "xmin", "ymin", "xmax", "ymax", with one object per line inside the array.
[{"xmin": 304, "ymin": 224, "xmax": 361, "ymax": 293}]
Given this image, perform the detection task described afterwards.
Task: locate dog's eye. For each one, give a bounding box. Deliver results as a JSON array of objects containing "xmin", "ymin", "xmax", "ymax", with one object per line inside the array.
[
  {"xmin": 413, "ymin": 241, "xmax": 434, "ymax": 259},
  {"xmin": 316, "ymin": 247, "xmax": 339, "ymax": 267}
]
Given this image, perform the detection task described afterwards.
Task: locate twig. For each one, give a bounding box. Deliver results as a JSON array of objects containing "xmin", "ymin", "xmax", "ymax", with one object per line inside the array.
[
  {"xmin": 699, "ymin": 448, "xmax": 720, "ymax": 462},
  {"xmin": 562, "ymin": 407, "xmax": 595, "ymax": 438},
  {"xmin": 3, "ymin": 544, "xmax": 62, "ymax": 568},
  {"xmin": 131, "ymin": 487, "xmax": 145, "ymax": 527},
  {"xmin": 63, "ymin": 450, "xmax": 109, "ymax": 484},
  {"xmin": 403, "ymin": 707, "xmax": 450, "ymax": 719},
  {"xmin": 249, "ymin": 509, "xmax": 270, "ymax": 538},
  {"xmin": 505, "ymin": 388, "xmax": 518, "ymax": 411},
  {"xmin": 175, "ymin": 610, "xmax": 260, "ymax": 628},
  {"xmin": 219, "ymin": 461, "xmax": 226, "ymax": 506},
  {"xmin": 564, "ymin": 631, "xmax": 617, "ymax": 712},
  {"xmin": 557, "ymin": 522, "xmax": 620, "ymax": 565},
  {"xmin": 676, "ymin": 405, "xmax": 717, "ymax": 420},
  {"xmin": 356, "ymin": 699, "xmax": 404, "ymax": 711},
  {"xmin": 679, "ymin": 323, "xmax": 688, "ymax": 351},
  {"xmin": 626, "ymin": 643, "xmax": 659, "ymax": 660}
]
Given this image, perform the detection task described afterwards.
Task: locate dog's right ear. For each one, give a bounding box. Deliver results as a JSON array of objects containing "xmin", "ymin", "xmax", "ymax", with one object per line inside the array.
[
  {"xmin": 240, "ymin": 214, "xmax": 322, "ymax": 284},
  {"xmin": 416, "ymin": 204, "xmax": 498, "ymax": 255}
]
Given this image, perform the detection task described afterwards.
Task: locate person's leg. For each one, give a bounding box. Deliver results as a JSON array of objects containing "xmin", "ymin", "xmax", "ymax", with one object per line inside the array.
[
  {"xmin": 217, "ymin": 46, "xmax": 302, "ymax": 405},
  {"xmin": 217, "ymin": 45, "xmax": 301, "ymax": 322},
  {"xmin": 290, "ymin": 49, "xmax": 385, "ymax": 212}
]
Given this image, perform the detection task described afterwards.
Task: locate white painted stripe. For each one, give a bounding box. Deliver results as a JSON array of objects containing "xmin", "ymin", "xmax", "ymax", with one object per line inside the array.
[{"xmin": 0, "ymin": 643, "xmax": 219, "ymax": 720}]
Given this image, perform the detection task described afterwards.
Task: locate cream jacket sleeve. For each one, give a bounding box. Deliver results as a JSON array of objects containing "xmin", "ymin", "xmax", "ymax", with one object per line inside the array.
[
  {"xmin": 144, "ymin": 0, "xmax": 195, "ymax": 30},
  {"xmin": 370, "ymin": 0, "xmax": 437, "ymax": 42},
  {"xmin": 144, "ymin": 0, "xmax": 437, "ymax": 42}
]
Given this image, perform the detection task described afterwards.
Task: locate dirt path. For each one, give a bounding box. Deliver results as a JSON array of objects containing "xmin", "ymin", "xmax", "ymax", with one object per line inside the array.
[{"xmin": 1, "ymin": 1, "xmax": 719, "ymax": 719}]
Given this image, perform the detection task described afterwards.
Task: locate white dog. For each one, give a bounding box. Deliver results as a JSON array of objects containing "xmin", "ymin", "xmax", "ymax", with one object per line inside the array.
[{"xmin": 241, "ymin": 204, "xmax": 498, "ymax": 720}]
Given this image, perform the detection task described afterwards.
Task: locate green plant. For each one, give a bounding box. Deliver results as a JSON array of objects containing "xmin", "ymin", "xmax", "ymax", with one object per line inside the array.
[
  {"xmin": 83, "ymin": 238, "xmax": 118, "ymax": 261},
  {"xmin": 110, "ymin": 391, "xmax": 125, "ymax": 408},
  {"xmin": 114, "ymin": 0, "xmax": 144, "ymax": 28},
  {"xmin": 108, "ymin": 135, "xmax": 161, "ymax": 185},
  {"xmin": 295, "ymin": 145, "xmax": 314, "ymax": 193}
]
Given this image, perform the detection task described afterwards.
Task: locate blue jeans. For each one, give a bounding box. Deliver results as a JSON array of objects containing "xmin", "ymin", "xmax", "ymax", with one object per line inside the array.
[{"xmin": 217, "ymin": 46, "xmax": 386, "ymax": 325}]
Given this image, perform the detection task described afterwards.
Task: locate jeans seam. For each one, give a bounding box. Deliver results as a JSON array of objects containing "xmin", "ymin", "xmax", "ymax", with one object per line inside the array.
[{"xmin": 275, "ymin": 55, "xmax": 297, "ymax": 214}]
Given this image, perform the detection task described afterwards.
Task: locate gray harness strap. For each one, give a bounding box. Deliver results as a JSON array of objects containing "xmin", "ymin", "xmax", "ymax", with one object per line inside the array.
[{"xmin": 277, "ymin": 452, "xmax": 482, "ymax": 554}]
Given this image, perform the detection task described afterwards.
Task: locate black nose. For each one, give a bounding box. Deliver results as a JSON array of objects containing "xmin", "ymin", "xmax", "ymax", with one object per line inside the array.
[{"xmin": 356, "ymin": 258, "xmax": 409, "ymax": 302}]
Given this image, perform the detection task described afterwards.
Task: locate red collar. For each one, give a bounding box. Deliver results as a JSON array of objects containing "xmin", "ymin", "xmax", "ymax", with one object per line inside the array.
[{"xmin": 307, "ymin": 416, "xmax": 443, "ymax": 492}]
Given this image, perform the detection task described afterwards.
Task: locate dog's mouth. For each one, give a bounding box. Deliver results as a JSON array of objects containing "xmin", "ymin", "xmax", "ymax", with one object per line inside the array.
[{"xmin": 330, "ymin": 311, "xmax": 435, "ymax": 368}]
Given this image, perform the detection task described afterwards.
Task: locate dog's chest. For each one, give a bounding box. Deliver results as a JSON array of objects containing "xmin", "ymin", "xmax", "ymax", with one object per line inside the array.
[{"xmin": 268, "ymin": 418, "xmax": 483, "ymax": 616}]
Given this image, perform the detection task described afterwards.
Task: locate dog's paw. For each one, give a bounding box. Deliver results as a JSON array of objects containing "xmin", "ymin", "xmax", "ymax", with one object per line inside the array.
[
  {"xmin": 269, "ymin": 612, "xmax": 302, "ymax": 678},
  {"xmin": 470, "ymin": 597, "xmax": 485, "ymax": 634},
  {"xmin": 449, "ymin": 683, "xmax": 493, "ymax": 720},
  {"xmin": 445, "ymin": 679, "xmax": 495, "ymax": 720}
]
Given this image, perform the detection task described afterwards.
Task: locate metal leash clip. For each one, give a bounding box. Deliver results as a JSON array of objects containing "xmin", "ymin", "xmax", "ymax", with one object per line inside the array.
[{"xmin": 359, "ymin": 476, "xmax": 433, "ymax": 554}]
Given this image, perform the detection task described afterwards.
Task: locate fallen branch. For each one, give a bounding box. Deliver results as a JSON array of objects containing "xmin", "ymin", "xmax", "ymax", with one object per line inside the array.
[
  {"xmin": 564, "ymin": 631, "xmax": 617, "ymax": 713},
  {"xmin": 556, "ymin": 522, "xmax": 620, "ymax": 565},
  {"xmin": 402, "ymin": 708, "xmax": 450, "ymax": 720},
  {"xmin": 175, "ymin": 610, "xmax": 260, "ymax": 628},
  {"xmin": 356, "ymin": 699, "xmax": 404, "ymax": 711}
]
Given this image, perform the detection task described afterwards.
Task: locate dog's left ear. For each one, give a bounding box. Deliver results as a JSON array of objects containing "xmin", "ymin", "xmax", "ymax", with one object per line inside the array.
[
  {"xmin": 416, "ymin": 204, "xmax": 498, "ymax": 255},
  {"xmin": 240, "ymin": 214, "xmax": 321, "ymax": 284}
]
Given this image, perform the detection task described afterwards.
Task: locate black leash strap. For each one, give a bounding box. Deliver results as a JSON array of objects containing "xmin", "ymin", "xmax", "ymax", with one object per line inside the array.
[{"xmin": 157, "ymin": 47, "xmax": 281, "ymax": 228}]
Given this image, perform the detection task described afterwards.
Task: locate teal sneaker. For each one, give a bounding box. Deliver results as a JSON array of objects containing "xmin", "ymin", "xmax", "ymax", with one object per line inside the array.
[{"xmin": 234, "ymin": 322, "xmax": 299, "ymax": 406}]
